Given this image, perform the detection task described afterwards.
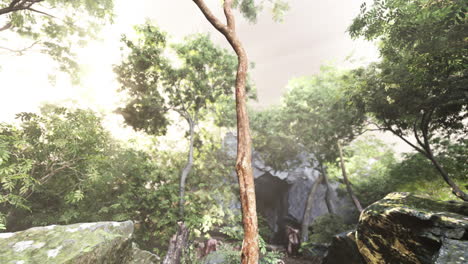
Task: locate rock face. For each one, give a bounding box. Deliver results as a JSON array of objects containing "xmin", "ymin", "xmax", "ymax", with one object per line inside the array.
[
  {"xmin": 356, "ymin": 192, "xmax": 468, "ymax": 264},
  {"xmin": 322, "ymin": 230, "xmax": 364, "ymax": 264},
  {"xmin": 223, "ymin": 133, "xmax": 357, "ymax": 242},
  {"xmin": 0, "ymin": 221, "xmax": 159, "ymax": 264}
]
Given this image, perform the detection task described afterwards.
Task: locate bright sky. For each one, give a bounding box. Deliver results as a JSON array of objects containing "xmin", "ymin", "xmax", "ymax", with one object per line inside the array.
[{"xmin": 0, "ymin": 0, "xmax": 389, "ymax": 147}]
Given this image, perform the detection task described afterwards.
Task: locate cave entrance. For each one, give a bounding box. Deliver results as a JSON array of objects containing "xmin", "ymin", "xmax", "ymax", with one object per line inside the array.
[{"xmin": 255, "ymin": 172, "xmax": 294, "ymax": 244}]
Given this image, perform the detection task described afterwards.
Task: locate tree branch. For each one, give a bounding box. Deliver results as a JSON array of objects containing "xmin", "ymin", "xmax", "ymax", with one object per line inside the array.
[
  {"xmin": 0, "ymin": 40, "xmax": 41, "ymax": 55},
  {"xmin": 192, "ymin": 0, "xmax": 229, "ymax": 35},
  {"xmin": 27, "ymin": 7, "xmax": 56, "ymax": 18},
  {"xmin": 223, "ymin": 0, "xmax": 235, "ymax": 31},
  {"xmin": 383, "ymin": 119, "xmax": 426, "ymax": 155},
  {"xmin": 0, "ymin": 0, "xmax": 44, "ymax": 16},
  {"xmin": 0, "ymin": 22, "xmax": 12, "ymax": 32}
]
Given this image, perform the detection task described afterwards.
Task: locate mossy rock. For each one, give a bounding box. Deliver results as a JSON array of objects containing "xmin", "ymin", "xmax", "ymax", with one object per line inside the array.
[
  {"xmin": 356, "ymin": 192, "xmax": 468, "ymax": 264},
  {"xmin": 0, "ymin": 221, "xmax": 159, "ymax": 264}
]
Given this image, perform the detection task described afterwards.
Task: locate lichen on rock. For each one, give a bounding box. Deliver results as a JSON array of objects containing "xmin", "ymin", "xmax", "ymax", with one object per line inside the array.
[
  {"xmin": 0, "ymin": 221, "xmax": 159, "ymax": 264},
  {"xmin": 355, "ymin": 192, "xmax": 468, "ymax": 264}
]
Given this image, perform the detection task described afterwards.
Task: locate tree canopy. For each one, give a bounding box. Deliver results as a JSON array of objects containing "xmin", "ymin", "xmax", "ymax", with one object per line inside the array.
[
  {"xmin": 0, "ymin": 0, "xmax": 114, "ymax": 82},
  {"xmin": 348, "ymin": 0, "xmax": 468, "ymax": 200}
]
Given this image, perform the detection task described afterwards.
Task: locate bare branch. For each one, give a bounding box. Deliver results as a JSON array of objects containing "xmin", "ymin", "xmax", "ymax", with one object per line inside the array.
[
  {"xmin": 0, "ymin": 40, "xmax": 40, "ymax": 55},
  {"xmin": 27, "ymin": 7, "xmax": 56, "ymax": 18},
  {"xmin": 0, "ymin": 22, "xmax": 12, "ymax": 32}
]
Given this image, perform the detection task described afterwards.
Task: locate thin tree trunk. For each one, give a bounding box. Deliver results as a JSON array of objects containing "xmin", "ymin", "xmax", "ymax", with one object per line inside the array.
[
  {"xmin": 319, "ymin": 163, "xmax": 336, "ymax": 215},
  {"xmin": 300, "ymin": 174, "xmax": 323, "ymax": 243},
  {"xmin": 179, "ymin": 118, "xmax": 195, "ymax": 218},
  {"xmin": 387, "ymin": 119, "xmax": 468, "ymax": 201},
  {"xmin": 192, "ymin": 1, "xmax": 259, "ymax": 263},
  {"xmin": 337, "ymin": 142, "xmax": 363, "ymax": 212},
  {"xmin": 424, "ymin": 145, "xmax": 468, "ymax": 201}
]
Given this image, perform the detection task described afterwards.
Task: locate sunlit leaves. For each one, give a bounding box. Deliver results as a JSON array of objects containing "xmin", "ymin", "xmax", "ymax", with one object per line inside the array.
[
  {"xmin": 283, "ymin": 65, "xmax": 366, "ymax": 163},
  {"xmin": 115, "ymin": 23, "xmax": 238, "ymax": 135},
  {"xmin": 348, "ymin": 0, "xmax": 467, "ymax": 152},
  {"xmin": 0, "ymin": 0, "xmax": 114, "ymax": 82},
  {"xmin": 0, "ymin": 106, "xmax": 112, "ymax": 229}
]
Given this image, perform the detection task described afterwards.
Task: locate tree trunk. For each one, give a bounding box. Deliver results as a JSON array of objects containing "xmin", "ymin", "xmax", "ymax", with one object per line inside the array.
[
  {"xmin": 192, "ymin": 1, "xmax": 259, "ymax": 263},
  {"xmin": 424, "ymin": 145, "xmax": 468, "ymax": 201},
  {"xmin": 179, "ymin": 118, "xmax": 195, "ymax": 218},
  {"xmin": 300, "ymin": 174, "xmax": 323, "ymax": 242},
  {"xmin": 163, "ymin": 222, "xmax": 189, "ymax": 264},
  {"xmin": 320, "ymin": 163, "xmax": 336, "ymax": 215},
  {"xmin": 337, "ymin": 142, "xmax": 363, "ymax": 212},
  {"xmin": 389, "ymin": 121, "xmax": 468, "ymax": 201}
]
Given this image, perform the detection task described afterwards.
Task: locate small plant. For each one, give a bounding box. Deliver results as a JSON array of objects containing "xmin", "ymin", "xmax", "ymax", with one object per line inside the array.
[
  {"xmin": 220, "ymin": 224, "xmax": 284, "ymax": 263},
  {"xmin": 308, "ymin": 214, "xmax": 351, "ymax": 244}
]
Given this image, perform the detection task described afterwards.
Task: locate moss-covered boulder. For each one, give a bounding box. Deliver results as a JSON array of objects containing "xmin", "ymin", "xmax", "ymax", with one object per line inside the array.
[
  {"xmin": 356, "ymin": 192, "xmax": 468, "ymax": 264},
  {"xmin": 0, "ymin": 221, "xmax": 159, "ymax": 264}
]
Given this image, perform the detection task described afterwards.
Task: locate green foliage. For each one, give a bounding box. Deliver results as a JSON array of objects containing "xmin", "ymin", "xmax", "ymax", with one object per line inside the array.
[
  {"xmin": 0, "ymin": 106, "xmax": 239, "ymax": 255},
  {"xmin": 348, "ymin": 0, "xmax": 467, "ymax": 150},
  {"xmin": 283, "ymin": 65, "xmax": 366, "ymax": 164},
  {"xmin": 308, "ymin": 214, "xmax": 350, "ymax": 244},
  {"xmin": 328, "ymin": 135, "xmax": 467, "ymax": 206},
  {"xmin": 0, "ymin": 106, "xmax": 112, "ymax": 230},
  {"xmin": 348, "ymin": 0, "xmax": 467, "ymax": 199},
  {"xmin": 233, "ymin": 0, "xmax": 290, "ymax": 23},
  {"xmin": 327, "ymin": 135, "xmax": 398, "ymax": 206},
  {"xmin": 220, "ymin": 224, "xmax": 284, "ymax": 263},
  {"xmin": 115, "ymin": 23, "xmax": 238, "ymax": 135},
  {"xmin": 386, "ymin": 138, "xmax": 467, "ymax": 201},
  {"xmin": 250, "ymin": 107, "xmax": 301, "ymax": 171},
  {"xmin": 0, "ymin": 0, "xmax": 114, "ymax": 82}
]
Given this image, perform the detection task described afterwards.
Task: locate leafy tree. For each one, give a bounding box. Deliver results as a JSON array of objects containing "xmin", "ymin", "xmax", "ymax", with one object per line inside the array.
[
  {"xmin": 349, "ymin": 0, "xmax": 468, "ymax": 200},
  {"xmin": 0, "ymin": 106, "xmax": 112, "ymax": 230},
  {"xmin": 329, "ymin": 135, "xmax": 467, "ymax": 206},
  {"xmin": 250, "ymin": 107, "xmax": 301, "ymax": 171},
  {"xmin": 190, "ymin": 1, "xmax": 289, "ymax": 262},
  {"xmin": 283, "ymin": 65, "xmax": 366, "ymax": 241},
  {"xmin": 327, "ymin": 135, "xmax": 398, "ymax": 207},
  {"xmin": 0, "ymin": 0, "xmax": 114, "ymax": 82},
  {"xmin": 114, "ymin": 23, "xmax": 239, "ymax": 218}
]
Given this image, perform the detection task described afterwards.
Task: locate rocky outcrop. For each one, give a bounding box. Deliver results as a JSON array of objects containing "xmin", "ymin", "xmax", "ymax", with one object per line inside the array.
[
  {"xmin": 0, "ymin": 221, "xmax": 159, "ymax": 264},
  {"xmin": 356, "ymin": 192, "xmax": 468, "ymax": 264},
  {"xmin": 223, "ymin": 133, "xmax": 357, "ymax": 241},
  {"xmin": 322, "ymin": 230, "xmax": 364, "ymax": 264}
]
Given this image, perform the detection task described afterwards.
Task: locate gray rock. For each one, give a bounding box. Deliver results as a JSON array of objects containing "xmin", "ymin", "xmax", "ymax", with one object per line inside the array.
[
  {"xmin": 434, "ymin": 238, "xmax": 468, "ymax": 264},
  {"xmin": 0, "ymin": 221, "xmax": 159, "ymax": 264},
  {"xmin": 222, "ymin": 132, "xmax": 357, "ymax": 238},
  {"xmin": 356, "ymin": 192, "xmax": 468, "ymax": 264}
]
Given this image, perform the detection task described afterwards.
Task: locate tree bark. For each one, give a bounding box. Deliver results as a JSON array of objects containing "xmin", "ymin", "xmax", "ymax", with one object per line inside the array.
[
  {"xmin": 0, "ymin": 0, "xmax": 46, "ymax": 16},
  {"xmin": 337, "ymin": 142, "xmax": 363, "ymax": 212},
  {"xmin": 179, "ymin": 118, "xmax": 195, "ymax": 218},
  {"xmin": 386, "ymin": 117, "xmax": 468, "ymax": 202},
  {"xmin": 319, "ymin": 163, "xmax": 336, "ymax": 215},
  {"xmin": 300, "ymin": 174, "xmax": 323, "ymax": 242},
  {"xmin": 192, "ymin": 1, "xmax": 259, "ymax": 263},
  {"xmin": 423, "ymin": 143, "xmax": 468, "ymax": 201},
  {"xmin": 163, "ymin": 222, "xmax": 189, "ymax": 264}
]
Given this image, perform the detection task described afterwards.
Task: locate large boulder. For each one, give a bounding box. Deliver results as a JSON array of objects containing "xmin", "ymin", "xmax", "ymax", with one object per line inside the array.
[
  {"xmin": 0, "ymin": 221, "xmax": 159, "ymax": 264},
  {"xmin": 356, "ymin": 192, "xmax": 468, "ymax": 264}
]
